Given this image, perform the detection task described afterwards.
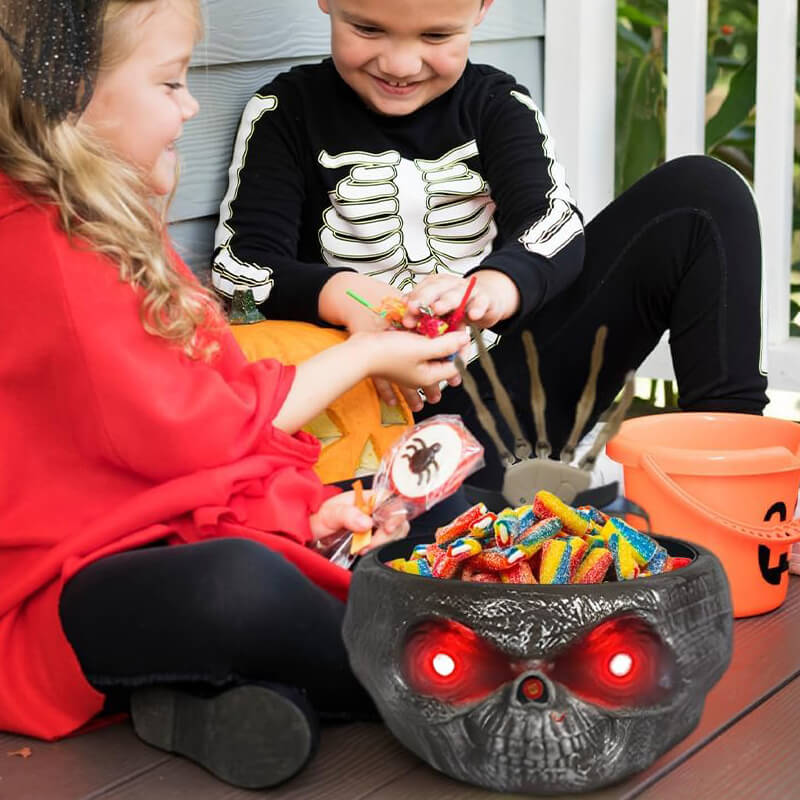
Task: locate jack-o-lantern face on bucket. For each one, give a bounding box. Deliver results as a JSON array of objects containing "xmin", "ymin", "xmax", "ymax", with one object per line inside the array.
[{"xmin": 343, "ymin": 535, "xmax": 733, "ymax": 794}]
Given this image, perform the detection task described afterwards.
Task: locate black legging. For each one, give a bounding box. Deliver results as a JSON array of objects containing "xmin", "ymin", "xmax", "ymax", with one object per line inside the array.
[
  {"xmin": 59, "ymin": 538, "xmax": 374, "ymax": 715},
  {"xmin": 58, "ymin": 488, "xmax": 471, "ymax": 713},
  {"xmin": 420, "ymin": 155, "xmax": 768, "ymax": 487}
]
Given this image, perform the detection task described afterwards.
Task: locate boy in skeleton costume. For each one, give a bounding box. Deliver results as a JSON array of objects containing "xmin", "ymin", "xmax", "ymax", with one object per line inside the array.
[{"xmin": 214, "ymin": 0, "xmax": 767, "ymax": 489}]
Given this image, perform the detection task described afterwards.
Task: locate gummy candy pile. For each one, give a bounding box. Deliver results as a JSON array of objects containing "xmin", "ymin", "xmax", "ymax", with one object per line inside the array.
[{"xmin": 386, "ymin": 490, "xmax": 691, "ymax": 585}]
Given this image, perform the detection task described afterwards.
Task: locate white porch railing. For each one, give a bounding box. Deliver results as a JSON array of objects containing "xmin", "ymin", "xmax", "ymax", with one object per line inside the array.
[{"xmin": 544, "ymin": 0, "xmax": 800, "ymax": 392}]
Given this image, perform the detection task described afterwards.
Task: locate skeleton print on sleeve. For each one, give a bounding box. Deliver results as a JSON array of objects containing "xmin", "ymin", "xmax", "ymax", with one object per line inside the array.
[{"xmin": 212, "ymin": 95, "xmax": 280, "ymax": 303}]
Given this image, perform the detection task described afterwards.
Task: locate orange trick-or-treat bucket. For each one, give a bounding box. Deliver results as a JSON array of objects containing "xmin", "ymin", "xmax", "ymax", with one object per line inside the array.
[{"xmin": 607, "ymin": 413, "xmax": 800, "ymax": 617}]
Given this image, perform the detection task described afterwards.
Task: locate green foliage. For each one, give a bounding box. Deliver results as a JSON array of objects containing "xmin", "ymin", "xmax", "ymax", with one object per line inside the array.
[
  {"xmin": 616, "ymin": 1, "xmax": 800, "ymax": 406},
  {"xmin": 616, "ymin": 0, "xmax": 765, "ymax": 192}
]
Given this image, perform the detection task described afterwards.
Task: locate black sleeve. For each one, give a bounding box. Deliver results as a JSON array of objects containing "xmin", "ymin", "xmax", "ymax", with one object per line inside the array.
[
  {"xmin": 471, "ymin": 75, "xmax": 585, "ymax": 332},
  {"xmin": 212, "ymin": 80, "xmax": 351, "ymax": 323}
]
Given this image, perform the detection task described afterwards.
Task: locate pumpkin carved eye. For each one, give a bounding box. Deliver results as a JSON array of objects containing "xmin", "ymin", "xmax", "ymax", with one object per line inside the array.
[
  {"xmin": 546, "ymin": 616, "xmax": 677, "ymax": 709},
  {"xmin": 230, "ymin": 320, "xmax": 411, "ymax": 482},
  {"xmin": 403, "ymin": 619, "xmax": 518, "ymax": 704}
]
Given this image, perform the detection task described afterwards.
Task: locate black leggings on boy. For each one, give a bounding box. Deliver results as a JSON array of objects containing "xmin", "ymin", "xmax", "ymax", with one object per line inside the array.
[{"xmin": 419, "ymin": 155, "xmax": 769, "ymax": 488}]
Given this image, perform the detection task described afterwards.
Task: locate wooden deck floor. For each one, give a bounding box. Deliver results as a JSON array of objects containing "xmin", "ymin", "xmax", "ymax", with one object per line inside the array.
[{"xmin": 3, "ymin": 577, "xmax": 799, "ymax": 800}]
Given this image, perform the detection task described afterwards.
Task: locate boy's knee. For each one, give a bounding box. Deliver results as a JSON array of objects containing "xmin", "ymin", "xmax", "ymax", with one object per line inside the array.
[{"xmin": 658, "ymin": 154, "xmax": 755, "ymax": 215}]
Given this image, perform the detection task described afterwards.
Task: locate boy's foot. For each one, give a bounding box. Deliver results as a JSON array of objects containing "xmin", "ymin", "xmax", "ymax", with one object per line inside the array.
[{"xmin": 130, "ymin": 684, "xmax": 318, "ymax": 789}]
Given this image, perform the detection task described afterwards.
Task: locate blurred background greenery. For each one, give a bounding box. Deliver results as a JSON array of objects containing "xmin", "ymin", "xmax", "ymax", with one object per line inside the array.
[{"xmin": 615, "ymin": 0, "xmax": 800, "ymax": 419}]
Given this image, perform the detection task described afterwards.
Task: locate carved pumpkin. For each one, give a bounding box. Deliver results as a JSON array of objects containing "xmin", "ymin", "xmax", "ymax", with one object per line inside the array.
[{"xmin": 230, "ymin": 320, "xmax": 413, "ymax": 484}]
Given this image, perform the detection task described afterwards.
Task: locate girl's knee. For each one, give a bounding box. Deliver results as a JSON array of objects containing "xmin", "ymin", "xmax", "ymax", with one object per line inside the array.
[{"xmin": 194, "ymin": 539, "xmax": 306, "ymax": 635}]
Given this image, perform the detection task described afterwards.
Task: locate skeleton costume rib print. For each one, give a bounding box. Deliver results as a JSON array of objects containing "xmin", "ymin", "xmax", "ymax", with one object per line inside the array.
[{"xmin": 211, "ymin": 59, "xmax": 585, "ymax": 347}]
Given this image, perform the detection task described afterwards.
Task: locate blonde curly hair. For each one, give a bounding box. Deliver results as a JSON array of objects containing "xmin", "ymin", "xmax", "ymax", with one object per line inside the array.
[{"xmin": 0, "ymin": 0, "xmax": 222, "ymax": 360}]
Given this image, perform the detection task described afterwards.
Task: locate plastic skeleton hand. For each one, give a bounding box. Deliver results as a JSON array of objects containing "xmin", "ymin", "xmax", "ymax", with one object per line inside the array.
[
  {"xmin": 455, "ymin": 325, "xmax": 635, "ymax": 505},
  {"xmin": 318, "ymin": 144, "xmax": 496, "ymax": 290}
]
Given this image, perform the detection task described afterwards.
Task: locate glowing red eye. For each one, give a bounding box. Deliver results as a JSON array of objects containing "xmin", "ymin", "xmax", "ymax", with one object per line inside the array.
[
  {"xmin": 403, "ymin": 619, "xmax": 518, "ymax": 704},
  {"xmin": 547, "ymin": 616, "xmax": 676, "ymax": 709}
]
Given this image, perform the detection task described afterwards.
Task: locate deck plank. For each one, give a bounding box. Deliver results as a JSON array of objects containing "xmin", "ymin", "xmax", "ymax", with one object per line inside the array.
[
  {"xmin": 0, "ymin": 724, "xmax": 168, "ymax": 800},
  {"xmin": 98, "ymin": 721, "xmax": 419, "ymax": 799},
  {"xmin": 637, "ymin": 673, "xmax": 800, "ymax": 799}
]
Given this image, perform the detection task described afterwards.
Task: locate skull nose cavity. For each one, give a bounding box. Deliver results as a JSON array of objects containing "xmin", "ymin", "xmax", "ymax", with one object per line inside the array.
[{"xmin": 517, "ymin": 675, "xmax": 549, "ymax": 704}]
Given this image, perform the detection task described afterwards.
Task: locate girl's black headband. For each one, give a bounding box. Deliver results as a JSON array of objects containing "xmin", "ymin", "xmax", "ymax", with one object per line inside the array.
[{"xmin": 0, "ymin": 0, "xmax": 108, "ymax": 121}]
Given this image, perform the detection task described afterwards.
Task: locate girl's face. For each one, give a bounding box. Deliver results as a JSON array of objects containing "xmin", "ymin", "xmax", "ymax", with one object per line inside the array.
[{"xmin": 80, "ymin": 0, "xmax": 199, "ymax": 195}]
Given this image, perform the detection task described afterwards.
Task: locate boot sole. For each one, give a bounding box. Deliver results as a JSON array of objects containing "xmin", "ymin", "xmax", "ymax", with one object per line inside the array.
[{"xmin": 131, "ymin": 685, "xmax": 314, "ymax": 789}]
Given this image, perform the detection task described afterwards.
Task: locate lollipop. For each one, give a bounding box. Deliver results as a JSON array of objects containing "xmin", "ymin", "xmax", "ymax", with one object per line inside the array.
[{"xmin": 372, "ymin": 415, "xmax": 484, "ymax": 527}]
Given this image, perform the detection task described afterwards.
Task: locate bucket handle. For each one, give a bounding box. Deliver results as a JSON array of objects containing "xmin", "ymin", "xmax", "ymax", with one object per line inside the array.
[{"xmin": 641, "ymin": 453, "xmax": 800, "ymax": 544}]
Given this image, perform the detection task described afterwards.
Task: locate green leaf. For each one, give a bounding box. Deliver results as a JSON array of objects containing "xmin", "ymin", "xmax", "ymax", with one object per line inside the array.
[
  {"xmin": 618, "ymin": 20, "xmax": 651, "ymax": 54},
  {"xmin": 706, "ymin": 54, "xmax": 719, "ymax": 92},
  {"xmin": 616, "ymin": 53, "xmax": 665, "ymax": 193},
  {"xmin": 705, "ymin": 57, "xmax": 757, "ymax": 149},
  {"xmin": 617, "ymin": 2, "xmax": 664, "ymax": 29}
]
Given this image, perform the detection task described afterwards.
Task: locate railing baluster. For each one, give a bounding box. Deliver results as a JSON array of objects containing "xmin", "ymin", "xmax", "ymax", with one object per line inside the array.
[
  {"xmin": 754, "ymin": 0, "xmax": 798, "ymax": 351},
  {"xmin": 666, "ymin": 0, "xmax": 708, "ymax": 159},
  {"xmin": 544, "ymin": 0, "xmax": 616, "ymax": 221},
  {"xmin": 545, "ymin": 0, "xmax": 800, "ymax": 388}
]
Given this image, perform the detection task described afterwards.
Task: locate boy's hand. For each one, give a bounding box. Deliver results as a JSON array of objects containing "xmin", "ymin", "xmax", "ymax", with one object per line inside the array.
[
  {"xmin": 403, "ymin": 270, "xmax": 521, "ymax": 330},
  {"xmin": 309, "ymin": 489, "xmax": 410, "ymax": 551},
  {"xmin": 318, "ymin": 272, "xmax": 404, "ymax": 333}
]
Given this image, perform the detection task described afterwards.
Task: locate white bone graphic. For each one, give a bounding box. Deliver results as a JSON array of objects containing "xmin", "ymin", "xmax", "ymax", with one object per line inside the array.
[
  {"xmin": 318, "ymin": 142, "xmax": 497, "ymax": 290},
  {"xmin": 213, "ymin": 95, "xmax": 280, "ymax": 300}
]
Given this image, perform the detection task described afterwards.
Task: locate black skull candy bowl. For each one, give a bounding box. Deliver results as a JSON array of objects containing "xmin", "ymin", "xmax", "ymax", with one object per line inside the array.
[{"xmin": 343, "ymin": 535, "xmax": 732, "ymax": 795}]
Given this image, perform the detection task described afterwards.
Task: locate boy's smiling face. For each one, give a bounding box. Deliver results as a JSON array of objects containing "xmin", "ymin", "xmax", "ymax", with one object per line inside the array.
[{"xmin": 318, "ymin": 0, "xmax": 492, "ymax": 116}]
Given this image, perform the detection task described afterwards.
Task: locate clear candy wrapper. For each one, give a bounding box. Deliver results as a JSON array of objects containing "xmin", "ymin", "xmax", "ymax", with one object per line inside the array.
[{"xmin": 320, "ymin": 415, "xmax": 484, "ymax": 568}]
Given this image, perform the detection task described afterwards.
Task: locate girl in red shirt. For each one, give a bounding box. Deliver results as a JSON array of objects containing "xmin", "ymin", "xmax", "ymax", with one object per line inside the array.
[{"xmin": 0, "ymin": 0, "xmax": 468, "ymax": 788}]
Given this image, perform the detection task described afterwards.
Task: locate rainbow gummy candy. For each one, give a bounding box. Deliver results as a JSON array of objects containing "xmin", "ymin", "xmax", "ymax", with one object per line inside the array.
[
  {"xmin": 539, "ymin": 538, "xmax": 572, "ymax": 584},
  {"xmin": 608, "ymin": 532, "xmax": 640, "ymax": 580},
  {"xmin": 469, "ymin": 512, "xmax": 497, "ymax": 539},
  {"xmin": 493, "ymin": 508, "xmax": 518, "ymax": 547},
  {"xmin": 501, "ymin": 560, "xmax": 537, "ymax": 584},
  {"xmin": 667, "ymin": 556, "xmax": 692, "ymax": 571},
  {"xmin": 386, "ymin": 491, "xmax": 690, "ymax": 586},
  {"xmin": 646, "ymin": 546, "xmax": 669, "ymax": 575},
  {"xmin": 606, "ymin": 516, "xmax": 658, "ymax": 566},
  {"xmin": 514, "ymin": 517, "xmax": 562, "ymax": 550},
  {"xmin": 446, "ymin": 536, "xmax": 484, "ymax": 561},
  {"xmin": 434, "ymin": 503, "xmax": 488, "ymax": 546},
  {"xmin": 432, "ymin": 550, "xmax": 461, "ymax": 579},
  {"xmin": 515, "ymin": 504, "xmax": 537, "ymax": 535},
  {"xmin": 467, "ymin": 571, "xmax": 501, "ymax": 583},
  {"xmin": 410, "ymin": 544, "xmax": 429, "ymax": 561},
  {"xmin": 584, "ymin": 534, "xmax": 607, "ymax": 552},
  {"xmin": 386, "ymin": 557, "xmax": 433, "ymax": 577},
  {"xmin": 533, "ymin": 490, "xmax": 593, "ymax": 537},
  {"xmin": 565, "ymin": 536, "xmax": 590, "ymax": 579},
  {"xmin": 577, "ymin": 505, "xmax": 609, "ymax": 525},
  {"xmin": 574, "ymin": 547, "xmax": 613, "ymax": 584}
]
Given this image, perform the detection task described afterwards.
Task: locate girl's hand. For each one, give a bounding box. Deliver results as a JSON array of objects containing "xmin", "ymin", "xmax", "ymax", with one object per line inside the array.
[
  {"xmin": 353, "ymin": 328, "xmax": 469, "ymax": 410},
  {"xmin": 403, "ymin": 270, "xmax": 521, "ymax": 331},
  {"xmin": 309, "ymin": 490, "xmax": 410, "ymax": 551}
]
